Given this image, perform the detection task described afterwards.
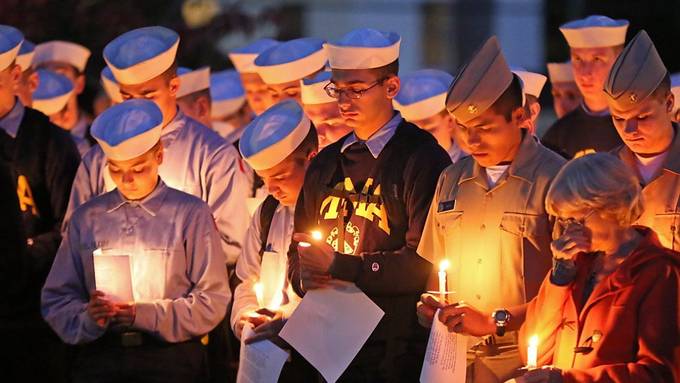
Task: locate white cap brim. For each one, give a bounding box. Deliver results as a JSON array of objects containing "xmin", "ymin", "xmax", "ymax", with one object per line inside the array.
[
  {"xmin": 33, "ymin": 90, "xmax": 74, "ymax": 116},
  {"xmin": 325, "ymin": 38, "xmax": 400, "ymax": 70},
  {"xmin": 256, "ymin": 48, "xmax": 326, "ymax": 85},
  {"xmin": 97, "ymin": 123, "xmax": 163, "ymax": 161},
  {"xmin": 228, "ymin": 52, "xmax": 259, "ymax": 73},
  {"xmin": 394, "ymin": 93, "xmax": 446, "ymax": 121},
  {"xmin": 16, "ymin": 51, "xmax": 34, "ymax": 72},
  {"xmin": 34, "ymin": 41, "xmax": 91, "ymax": 72},
  {"xmin": 177, "ymin": 67, "xmax": 211, "ymax": 98},
  {"xmin": 212, "ymin": 96, "xmax": 246, "ymax": 118},
  {"xmin": 101, "ymin": 73, "xmax": 123, "ymax": 103},
  {"xmin": 560, "ymin": 25, "xmax": 628, "ymax": 48},
  {"xmin": 106, "ymin": 39, "xmax": 179, "ymax": 85},
  {"xmin": 513, "ymin": 70, "xmax": 547, "ymax": 98},
  {"xmin": 244, "ymin": 113, "xmax": 311, "ymax": 170},
  {"xmin": 672, "ymin": 86, "xmax": 680, "ymax": 113},
  {"xmin": 0, "ymin": 43, "xmax": 21, "ymax": 72}
]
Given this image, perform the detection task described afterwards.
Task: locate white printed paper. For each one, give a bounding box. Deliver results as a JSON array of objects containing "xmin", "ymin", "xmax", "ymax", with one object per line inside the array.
[
  {"xmin": 236, "ymin": 323, "xmax": 289, "ymax": 383},
  {"xmin": 279, "ymin": 282, "xmax": 384, "ymax": 383},
  {"xmin": 420, "ymin": 309, "xmax": 468, "ymax": 383},
  {"xmin": 93, "ymin": 252, "xmax": 133, "ymax": 303}
]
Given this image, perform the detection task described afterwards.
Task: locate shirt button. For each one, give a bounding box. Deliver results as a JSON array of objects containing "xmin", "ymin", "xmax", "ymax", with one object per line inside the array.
[
  {"xmin": 125, "ymin": 227, "xmax": 134, "ymax": 235},
  {"xmin": 480, "ymin": 224, "xmax": 486, "ymax": 230},
  {"xmin": 476, "ymin": 294, "xmax": 481, "ymax": 300},
  {"xmin": 477, "ymin": 258, "xmax": 482, "ymax": 264},
  {"xmin": 371, "ymin": 262, "xmax": 380, "ymax": 272}
]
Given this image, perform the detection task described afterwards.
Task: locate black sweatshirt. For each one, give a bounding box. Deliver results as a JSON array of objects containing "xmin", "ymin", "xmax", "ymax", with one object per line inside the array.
[
  {"xmin": 289, "ymin": 119, "xmax": 451, "ymax": 379},
  {"xmin": 0, "ymin": 107, "xmax": 80, "ymax": 328}
]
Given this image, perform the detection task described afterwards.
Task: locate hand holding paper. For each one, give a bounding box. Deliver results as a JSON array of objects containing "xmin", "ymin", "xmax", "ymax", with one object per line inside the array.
[
  {"xmin": 236, "ymin": 323, "xmax": 289, "ymax": 383},
  {"xmin": 420, "ymin": 308, "xmax": 468, "ymax": 383},
  {"xmin": 92, "ymin": 250, "xmax": 134, "ymax": 303}
]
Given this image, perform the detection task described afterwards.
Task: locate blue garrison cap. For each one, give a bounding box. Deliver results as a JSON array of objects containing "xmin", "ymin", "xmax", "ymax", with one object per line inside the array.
[
  {"xmin": 33, "ymin": 69, "xmax": 74, "ymax": 115},
  {"xmin": 254, "ymin": 37, "xmax": 326, "ymax": 84},
  {"xmin": 393, "ymin": 69, "xmax": 453, "ymax": 121},
  {"xmin": 210, "ymin": 69, "xmax": 246, "ymax": 118},
  {"xmin": 228, "ymin": 38, "xmax": 280, "ymax": 73},
  {"xmin": 326, "ymin": 28, "xmax": 400, "ymax": 69},
  {"xmin": 0, "ymin": 25, "xmax": 23, "ymax": 71},
  {"xmin": 16, "ymin": 39, "xmax": 34, "ymax": 71},
  {"xmin": 560, "ymin": 15, "xmax": 629, "ymax": 48}
]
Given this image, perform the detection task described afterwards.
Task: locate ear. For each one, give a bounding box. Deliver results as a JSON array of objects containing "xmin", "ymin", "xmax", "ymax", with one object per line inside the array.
[
  {"xmin": 28, "ymin": 71, "xmax": 39, "ymax": 93},
  {"xmin": 74, "ymin": 74, "xmax": 86, "ymax": 95},
  {"xmin": 197, "ymin": 95, "xmax": 211, "ymax": 119},
  {"xmin": 384, "ymin": 76, "xmax": 400, "ymax": 99},
  {"xmin": 9, "ymin": 64, "xmax": 21, "ymax": 85},
  {"xmin": 307, "ymin": 149, "xmax": 318, "ymax": 162},
  {"xmin": 529, "ymin": 102, "xmax": 541, "ymax": 123},
  {"xmin": 168, "ymin": 76, "xmax": 180, "ymax": 98},
  {"xmin": 666, "ymin": 91, "xmax": 674, "ymax": 114},
  {"xmin": 155, "ymin": 143, "xmax": 164, "ymax": 165},
  {"xmin": 511, "ymin": 106, "xmax": 527, "ymax": 126}
]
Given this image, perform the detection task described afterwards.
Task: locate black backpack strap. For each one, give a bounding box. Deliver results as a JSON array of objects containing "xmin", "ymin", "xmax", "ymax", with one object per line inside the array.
[{"xmin": 258, "ymin": 195, "xmax": 280, "ymax": 258}]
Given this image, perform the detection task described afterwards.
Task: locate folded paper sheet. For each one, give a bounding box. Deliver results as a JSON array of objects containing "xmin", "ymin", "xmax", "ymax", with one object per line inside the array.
[
  {"xmin": 93, "ymin": 251, "xmax": 133, "ymax": 303},
  {"xmin": 236, "ymin": 323, "xmax": 289, "ymax": 383},
  {"xmin": 420, "ymin": 308, "xmax": 468, "ymax": 383},
  {"xmin": 279, "ymin": 282, "xmax": 384, "ymax": 383}
]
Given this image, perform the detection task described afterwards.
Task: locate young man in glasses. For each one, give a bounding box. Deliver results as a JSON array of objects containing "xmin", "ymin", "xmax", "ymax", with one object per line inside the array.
[{"xmin": 288, "ymin": 28, "xmax": 451, "ymax": 382}]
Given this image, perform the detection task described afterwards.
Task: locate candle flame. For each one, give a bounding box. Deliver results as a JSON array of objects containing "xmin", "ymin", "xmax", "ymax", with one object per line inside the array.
[
  {"xmin": 529, "ymin": 335, "xmax": 538, "ymax": 347},
  {"xmin": 254, "ymin": 282, "xmax": 264, "ymax": 307},
  {"xmin": 311, "ymin": 230, "xmax": 323, "ymax": 241},
  {"xmin": 439, "ymin": 259, "xmax": 450, "ymax": 272}
]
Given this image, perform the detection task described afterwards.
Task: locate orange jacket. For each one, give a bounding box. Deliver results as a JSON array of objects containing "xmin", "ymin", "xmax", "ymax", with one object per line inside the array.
[{"xmin": 519, "ymin": 227, "xmax": 680, "ymax": 382}]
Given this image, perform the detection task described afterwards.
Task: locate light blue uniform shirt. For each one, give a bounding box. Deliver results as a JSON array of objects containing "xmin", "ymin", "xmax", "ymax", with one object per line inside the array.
[
  {"xmin": 42, "ymin": 180, "xmax": 230, "ymax": 344},
  {"xmin": 0, "ymin": 98, "xmax": 24, "ymax": 138},
  {"xmin": 340, "ymin": 112, "xmax": 402, "ymax": 158},
  {"xmin": 65, "ymin": 109, "xmax": 251, "ymax": 265}
]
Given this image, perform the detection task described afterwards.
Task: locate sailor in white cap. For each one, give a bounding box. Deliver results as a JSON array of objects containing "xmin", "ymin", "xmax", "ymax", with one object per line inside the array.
[
  {"xmin": 671, "ymin": 73, "xmax": 680, "ymax": 122},
  {"xmin": 33, "ymin": 69, "xmax": 90, "ymax": 156},
  {"xmin": 300, "ymin": 70, "xmax": 351, "ymax": 149},
  {"xmin": 512, "ymin": 66, "xmax": 547, "ymax": 135},
  {"xmin": 416, "ymin": 36, "xmax": 565, "ymax": 383},
  {"xmin": 605, "ymin": 30, "xmax": 680, "ymax": 251},
  {"xmin": 229, "ymin": 38, "xmax": 280, "ymax": 115},
  {"xmin": 42, "ymin": 99, "xmax": 229, "ymax": 383},
  {"xmin": 547, "ymin": 61, "xmax": 582, "ymax": 118},
  {"xmin": 542, "ymin": 15, "xmax": 629, "ymax": 158},
  {"xmin": 100, "ymin": 66, "xmax": 123, "ymax": 105},
  {"xmin": 394, "ymin": 68, "xmax": 467, "ymax": 162},
  {"xmin": 254, "ymin": 37, "xmax": 326, "ymax": 106},
  {"xmin": 210, "ymin": 69, "xmax": 252, "ymax": 143},
  {"xmin": 67, "ymin": 25, "xmax": 250, "ymax": 270},
  {"xmin": 14, "ymin": 39, "xmax": 38, "ymax": 107},
  {"xmin": 0, "ymin": 24, "xmax": 80, "ymax": 383},
  {"xmin": 34, "ymin": 40, "xmax": 93, "ymax": 146},
  {"xmin": 231, "ymin": 100, "xmax": 318, "ymax": 381},
  {"xmin": 289, "ymin": 27, "xmax": 451, "ymax": 382},
  {"xmin": 175, "ymin": 66, "xmax": 212, "ymax": 127}
]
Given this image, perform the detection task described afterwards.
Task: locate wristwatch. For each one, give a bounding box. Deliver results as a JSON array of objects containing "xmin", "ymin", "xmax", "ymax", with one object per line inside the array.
[{"xmin": 491, "ymin": 309, "xmax": 511, "ymax": 337}]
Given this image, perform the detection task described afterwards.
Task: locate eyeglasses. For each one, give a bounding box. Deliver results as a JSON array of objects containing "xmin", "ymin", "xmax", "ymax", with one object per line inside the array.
[
  {"xmin": 554, "ymin": 210, "xmax": 596, "ymax": 238},
  {"xmin": 323, "ymin": 78, "xmax": 386, "ymax": 100}
]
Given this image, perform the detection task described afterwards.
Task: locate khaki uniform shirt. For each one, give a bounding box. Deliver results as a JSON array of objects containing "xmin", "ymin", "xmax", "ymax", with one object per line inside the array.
[
  {"xmin": 615, "ymin": 128, "xmax": 680, "ymax": 250},
  {"xmin": 418, "ymin": 133, "xmax": 565, "ymax": 314}
]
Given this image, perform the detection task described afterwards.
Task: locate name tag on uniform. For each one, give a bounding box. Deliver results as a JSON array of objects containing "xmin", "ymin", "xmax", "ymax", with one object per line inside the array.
[{"xmin": 438, "ymin": 200, "xmax": 456, "ymax": 212}]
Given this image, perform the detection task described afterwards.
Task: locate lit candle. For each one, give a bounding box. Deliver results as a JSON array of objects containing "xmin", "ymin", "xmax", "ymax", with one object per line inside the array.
[
  {"xmin": 438, "ymin": 259, "xmax": 450, "ymax": 303},
  {"xmin": 254, "ymin": 282, "xmax": 264, "ymax": 308},
  {"xmin": 311, "ymin": 230, "xmax": 323, "ymax": 241},
  {"xmin": 527, "ymin": 335, "xmax": 538, "ymax": 369}
]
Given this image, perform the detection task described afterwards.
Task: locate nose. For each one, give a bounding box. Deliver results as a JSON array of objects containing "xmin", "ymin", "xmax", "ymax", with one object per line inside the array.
[
  {"xmin": 122, "ymin": 171, "xmax": 134, "ymax": 184},
  {"xmin": 624, "ymin": 118, "xmax": 638, "ymax": 134},
  {"xmin": 464, "ymin": 129, "xmax": 481, "ymax": 148}
]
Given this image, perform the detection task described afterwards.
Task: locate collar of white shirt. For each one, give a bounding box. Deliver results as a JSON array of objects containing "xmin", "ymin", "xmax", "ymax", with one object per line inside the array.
[
  {"xmin": 0, "ymin": 98, "xmax": 25, "ymax": 139},
  {"xmin": 340, "ymin": 111, "xmax": 402, "ymax": 159},
  {"xmin": 107, "ymin": 178, "xmax": 168, "ymax": 216}
]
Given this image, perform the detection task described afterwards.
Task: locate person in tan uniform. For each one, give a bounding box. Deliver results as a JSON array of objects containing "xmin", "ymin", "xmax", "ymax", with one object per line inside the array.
[
  {"xmin": 415, "ymin": 36, "xmax": 566, "ymax": 383},
  {"xmin": 605, "ymin": 31, "xmax": 680, "ymax": 251}
]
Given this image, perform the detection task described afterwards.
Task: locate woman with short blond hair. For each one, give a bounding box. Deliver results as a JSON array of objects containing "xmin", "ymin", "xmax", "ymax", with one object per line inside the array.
[{"xmin": 511, "ymin": 153, "xmax": 680, "ymax": 383}]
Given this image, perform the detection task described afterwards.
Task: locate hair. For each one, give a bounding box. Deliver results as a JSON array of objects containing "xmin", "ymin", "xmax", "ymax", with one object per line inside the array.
[
  {"xmin": 489, "ymin": 75, "xmax": 524, "ymax": 122},
  {"xmin": 546, "ymin": 152, "xmax": 643, "ymax": 226},
  {"xmin": 160, "ymin": 60, "xmax": 179, "ymax": 82},
  {"xmin": 371, "ymin": 59, "xmax": 399, "ymax": 79},
  {"xmin": 650, "ymin": 71, "xmax": 671, "ymax": 102},
  {"xmin": 288, "ymin": 123, "xmax": 319, "ymax": 164}
]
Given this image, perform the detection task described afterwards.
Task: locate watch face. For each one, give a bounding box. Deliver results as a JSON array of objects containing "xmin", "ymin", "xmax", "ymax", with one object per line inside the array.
[{"xmin": 494, "ymin": 311, "xmax": 508, "ymax": 321}]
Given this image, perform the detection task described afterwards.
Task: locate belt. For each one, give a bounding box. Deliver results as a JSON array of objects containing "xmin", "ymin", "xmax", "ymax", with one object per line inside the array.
[{"xmin": 94, "ymin": 331, "xmax": 201, "ymax": 348}]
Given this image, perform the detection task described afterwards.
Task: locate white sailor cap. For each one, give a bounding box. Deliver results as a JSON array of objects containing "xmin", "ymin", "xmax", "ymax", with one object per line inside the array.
[
  {"xmin": 301, "ymin": 70, "xmax": 335, "ymax": 105},
  {"xmin": 177, "ymin": 66, "xmax": 211, "ymax": 98},
  {"xmin": 394, "ymin": 69, "xmax": 453, "ymax": 121},
  {"xmin": 34, "ymin": 40, "xmax": 91, "ymax": 72},
  {"xmin": 560, "ymin": 15, "xmax": 629, "ymax": 49},
  {"xmin": 100, "ymin": 66, "xmax": 123, "ymax": 104},
  {"xmin": 254, "ymin": 37, "xmax": 326, "ymax": 85},
  {"xmin": 16, "ymin": 39, "xmax": 35, "ymax": 72},
  {"xmin": 228, "ymin": 38, "xmax": 280, "ymax": 74},
  {"xmin": 547, "ymin": 61, "xmax": 574, "ymax": 83},
  {"xmin": 33, "ymin": 69, "xmax": 74, "ymax": 115},
  {"xmin": 511, "ymin": 66, "xmax": 547, "ymax": 98},
  {"xmin": 325, "ymin": 28, "xmax": 400, "ymax": 70},
  {"xmin": 239, "ymin": 99, "xmax": 311, "ymax": 170},
  {"xmin": 0, "ymin": 25, "xmax": 23, "ymax": 72},
  {"xmin": 671, "ymin": 73, "xmax": 680, "ymax": 114},
  {"xmin": 210, "ymin": 69, "xmax": 246, "ymax": 119},
  {"xmin": 104, "ymin": 26, "xmax": 179, "ymax": 85},
  {"xmin": 91, "ymin": 99, "xmax": 164, "ymax": 161}
]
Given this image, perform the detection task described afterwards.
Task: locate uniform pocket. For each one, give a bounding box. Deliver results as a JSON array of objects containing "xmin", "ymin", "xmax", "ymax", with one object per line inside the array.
[{"xmin": 652, "ymin": 213, "xmax": 680, "ymax": 250}]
